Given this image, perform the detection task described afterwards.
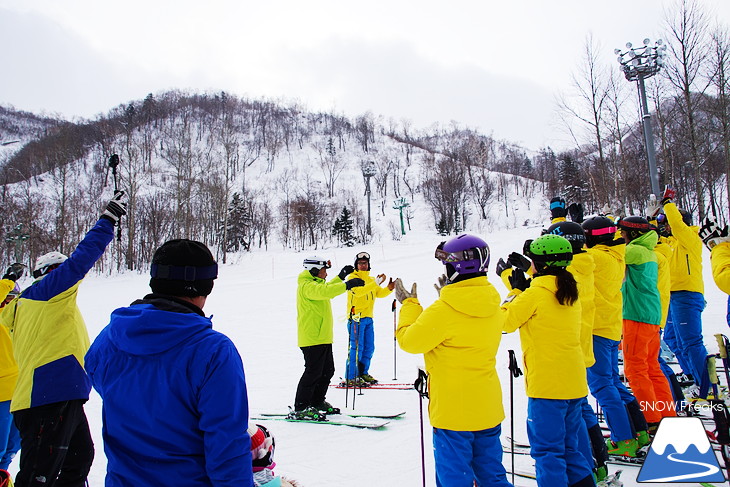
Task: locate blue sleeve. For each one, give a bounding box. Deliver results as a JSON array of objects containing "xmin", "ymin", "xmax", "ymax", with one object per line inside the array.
[
  {"xmin": 24, "ymin": 218, "xmax": 115, "ymax": 301},
  {"xmin": 199, "ymin": 337, "xmax": 253, "ymax": 487}
]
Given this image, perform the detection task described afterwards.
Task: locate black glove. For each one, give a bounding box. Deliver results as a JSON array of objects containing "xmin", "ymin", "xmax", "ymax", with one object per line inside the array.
[
  {"xmin": 568, "ymin": 203, "xmax": 584, "ymax": 223},
  {"xmin": 495, "ymin": 258, "xmax": 510, "ymax": 278},
  {"xmin": 508, "ymin": 270, "xmax": 531, "ymax": 292},
  {"xmin": 338, "ymin": 265, "xmax": 354, "ymax": 280},
  {"xmin": 2, "ymin": 263, "xmax": 25, "ymax": 281},
  {"xmin": 699, "ymin": 217, "xmax": 730, "ymax": 250},
  {"xmin": 550, "ymin": 197, "xmax": 566, "ymax": 219},
  {"xmin": 345, "ymin": 278, "xmax": 365, "ymax": 290},
  {"xmin": 101, "ymin": 191, "xmax": 127, "ymax": 224},
  {"xmin": 507, "ymin": 252, "xmax": 531, "ymax": 273}
]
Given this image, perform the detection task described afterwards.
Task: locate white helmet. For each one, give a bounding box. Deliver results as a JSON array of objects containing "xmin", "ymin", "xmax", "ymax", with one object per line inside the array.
[
  {"xmin": 303, "ymin": 256, "xmax": 331, "ymax": 271},
  {"xmin": 33, "ymin": 251, "xmax": 68, "ymax": 278}
]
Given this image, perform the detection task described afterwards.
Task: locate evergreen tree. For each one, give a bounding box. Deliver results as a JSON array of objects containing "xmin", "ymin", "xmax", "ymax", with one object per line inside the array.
[
  {"xmin": 436, "ymin": 217, "xmax": 449, "ymax": 236},
  {"xmin": 226, "ymin": 192, "xmax": 252, "ymax": 251},
  {"xmin": 332, "ymin": 207, "xmax": 356, "ymax": 247}
]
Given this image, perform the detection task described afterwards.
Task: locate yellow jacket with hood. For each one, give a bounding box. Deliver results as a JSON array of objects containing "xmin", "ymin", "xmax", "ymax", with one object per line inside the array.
[
  {"xmin": 346, "ymin": 270, "xmax": 392, "ymax": 318},
  {"xmin": 664, "ymin": 202, "xmax": 704, "ymax": 294},
  {"xmin": 396, "ymin": 276, "xmax": 505, "ymax": 431},
  {"xmin": 568, "ymin": 252, "xmax": 596, "ymax": 367},
  {"xmin": 711, "ymin": 242, "xmax": 730, "ymax": 295},
  {"xmin": 502, "ymin": 275, "xmax": 587, "ymax": 399},
  {"xmin": 586, "ymin": 242, "xmax": 625, "ymax": 341}
]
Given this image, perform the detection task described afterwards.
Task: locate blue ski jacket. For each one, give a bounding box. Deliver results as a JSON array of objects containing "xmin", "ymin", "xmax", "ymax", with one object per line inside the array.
[{"xmin": 86, "ymin": 295, "xmax": 253, "ymax": 487}]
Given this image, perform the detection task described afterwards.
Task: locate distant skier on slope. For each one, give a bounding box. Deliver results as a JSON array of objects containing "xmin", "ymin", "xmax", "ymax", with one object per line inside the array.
[
  {"xmin": 292, "ymin": 257, "xmax": 364, "ymax": 419},
  {"xmin": 501, "ymin": 234, "xmax": 593, "ymax": 487},
  {"xmin": 395, "ymin": 234, "xmax": 512, "ymax": 487},
  {"xmin": 343, "ymin": 251, "xmax": 395, "ymax": 386},
  {"xmin": 86, "ymin": 239, "xmax": 253, "ymax": 487}
]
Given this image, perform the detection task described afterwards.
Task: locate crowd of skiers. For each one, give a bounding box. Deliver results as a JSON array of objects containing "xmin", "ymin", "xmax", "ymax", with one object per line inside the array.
[{"xmin": 387, "ymin": 186, "xmax": 730, "ymax": 487}]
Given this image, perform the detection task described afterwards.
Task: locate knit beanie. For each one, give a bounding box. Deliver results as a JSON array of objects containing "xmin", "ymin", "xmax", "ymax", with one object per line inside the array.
[
  {"xmin": 248, "ymin": 424, "xmax": 275, "ymax": 470},
  {"xmin": 149, "ymin": 239, "xmax": 218, "ymax": 297}
]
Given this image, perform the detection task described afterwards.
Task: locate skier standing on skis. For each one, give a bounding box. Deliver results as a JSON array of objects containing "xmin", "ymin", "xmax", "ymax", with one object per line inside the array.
[
  {"xmin": 582, "ymin": 215, "xmax": 649, "ymax": 458},
  {"xmin": 395, "ymin": 234, "xmax": 512, "ymax": 487},
  {"xmin": 343, "ymin": 251, "xmax": 395, "ymax": 386},
  {"xmin": 293, "ymin": 257, "xmax": 364, "ymax": 419},
  {"xmin": 650, "ymin": 187, "xmax": 711, "ymax": 399},
  {"xmin": 0, "ymin": 192, "xmax": 126, "ymax": 487},
  {"xmin": 700, "ymin": 217, "xmax": 730, "ymax": 296},
  {"xmin": 618, "ymin": 216, "xmax": 676, "ymax": 428},
  {"xmin": 86, "ymin": 239, "xmax": 252, "ymax": 487}
]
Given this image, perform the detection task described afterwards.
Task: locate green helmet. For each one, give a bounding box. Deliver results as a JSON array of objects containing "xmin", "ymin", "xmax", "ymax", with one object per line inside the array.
[{"xmin": 529, "ymin": 234, "xmax": 573, "ymax": 268}]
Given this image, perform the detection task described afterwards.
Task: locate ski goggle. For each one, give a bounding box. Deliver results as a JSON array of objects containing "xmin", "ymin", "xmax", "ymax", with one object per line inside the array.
[
  {"xmin": 434, "ymin": 246, "xmax": 486, "ymax": 263},
  {"xmin": 356, "ymin": 252, "xmax": 370, "ymax": 260},
  {"xmin": 303, "ymin": 258, "xmax": 331, "ymax": 269}
]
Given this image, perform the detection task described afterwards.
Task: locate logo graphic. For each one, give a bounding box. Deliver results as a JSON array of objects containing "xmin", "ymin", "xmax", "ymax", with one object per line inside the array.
[{"xmin": 638, "ymin": 417, "xmax": 725, "ymax": 483}]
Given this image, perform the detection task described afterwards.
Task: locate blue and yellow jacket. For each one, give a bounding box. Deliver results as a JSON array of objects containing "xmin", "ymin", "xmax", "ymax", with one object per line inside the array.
[
  {"xmin": 86, "ymin": 295, "xmax": 252, "ymax": 487},
  {"xmin": 0, "ymin": 279, "xmax": 18, "ymax": 402},
  {"xmin": 502, "ymin": 275, "xmax": 587, "ymax": 400},
  {"xmin": 397, "ymin": 276, "xmax": 505, "ymax": 431},
  {"xmin": 622, "ymin": 231, "xmax": 661, "ymax": 325},
  {"xmin": 0, "ymin": 218, "xmax": 114, "ymax": 412},
  {"xmin": 711, "ymin": 242, "xmax": 730, "ymax": 295},
  {"xmin": 346, "ymin": 270, "xmax": 392, "ymax": 319}
]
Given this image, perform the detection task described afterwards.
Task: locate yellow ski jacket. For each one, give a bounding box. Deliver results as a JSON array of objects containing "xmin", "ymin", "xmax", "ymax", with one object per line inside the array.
[
  {"xmin": 397, "ymin": 277, "xmax": 505, "ymax": 431},
  {"xmin": 0, "ymin": 279, "xmax": 18, "ymax": 402},
  {"xmin": 568, "ymin": 252, "xmax": 596, "ymax": 367},
  {"xmin": 502, "ymin": 275, "xmax": 587, "ymax": 400},
  {"xmin": 346, "ymin": 270, "xmax": 392, "ymax": 319},
  {"xmin": 586, "ymin": 243, "xmax": 625, "ymax": 341},
  {"xmin": 664, "ymin": 202, "xmax": 704, "ymax": 294},
  {"xmin": 711, "ymin": 242, "xmax": 730, "ymax": 295}
]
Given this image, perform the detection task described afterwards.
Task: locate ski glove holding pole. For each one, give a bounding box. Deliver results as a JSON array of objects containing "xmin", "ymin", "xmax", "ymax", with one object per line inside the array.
[
  {"xmin": 394, "ymin": 278, "xmax": 417, "ymax": 303},
  {"xmin": 101, "ymin": 191, "xmax": 127, "ymax": 225},
  {"xmin": 344, "ymin": 278, "xmax": 365, "ymax": 290},
  {"xmin": 700, "ymin": 218, "xmax": 730, "ymax": 250},
  {"xmin": 2, "ymin": 263, "xmax": 25, "ymax": 281},
  {"xmin": 550, "ymin": 197, "xmax": 566, "ymax": 219},
  {"xmin": 508, "ymin": 270, "xmax": 530, "ymax": 292},
  {"xmin": 338, "ymin": 265, "xmax": 354, "ymax": 281}
]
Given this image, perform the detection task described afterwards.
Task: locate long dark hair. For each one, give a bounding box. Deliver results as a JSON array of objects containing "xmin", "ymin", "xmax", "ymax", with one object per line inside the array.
[{"xmin": 536, "ymin": 266, "xmax": 578, "ymax": 306}]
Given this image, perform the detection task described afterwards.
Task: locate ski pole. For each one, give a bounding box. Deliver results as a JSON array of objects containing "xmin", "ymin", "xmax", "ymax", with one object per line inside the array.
[
  {"xmin": 715, "ymin": 334, "xmax": 730, "ymax": 389},
  {"xmin": 508, "ymin": 350, "xmax": 523, "ymax": 486},
  {"xmin": 392, "ymin": 299, "xmax": 397, "ymax": 380},
  {"xmin": 108, "ymin": 154, "xmax": 122, "ymax": 242},
  {"xmin": 345, "ymin": 306, "xmax": 355, "ymax": 408},
  {"xmin": 414, "ymin": 369, "xmax": 429, "ymax": 487}
]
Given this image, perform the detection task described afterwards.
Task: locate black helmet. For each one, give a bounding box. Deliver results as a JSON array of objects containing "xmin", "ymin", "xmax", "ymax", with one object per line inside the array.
[
  {"xmin": 545, "ymin": 222, "xmax": 586, "ymax": 253},
  {"xmin": 618, "ymin": 216, "xmax": 651, "ymax": 242},
  {"xmin": 582, "ymin": 216, "xmax": 617, "ymax": 248},
  {"xmin": 679, "ymin": 209, "xmax": 693, "ymax": 226}
]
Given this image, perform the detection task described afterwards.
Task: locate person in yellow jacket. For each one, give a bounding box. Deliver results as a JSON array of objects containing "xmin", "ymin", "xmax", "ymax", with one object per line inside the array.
[
  {"xmin": 652, "ymin": 187, "xmax": 711, "ymax": 398},
  {"xmin": 292, "ymin": 257, "xmax": 363, "ymax": 419},
  {"xmin": 0, "ymin": 264, "xmax": 23, "ymax": 480},
  {"xmin": 501, "ymin": 234, "xmax": 593, "ymax": 487},
  {"xmin": 344, "ymin": 252, "xmax": 395, "ymax": 385},
  {"xmin": 699, "ymin": 216, "xmax": 730, "ymax": 321},
  {"xmin": 395, "ymin": 234, "xmax": 511, "ymax": 487},
  {"xmin": 582, "ymin": 215, "xmax": 649, "ymax": 458}
]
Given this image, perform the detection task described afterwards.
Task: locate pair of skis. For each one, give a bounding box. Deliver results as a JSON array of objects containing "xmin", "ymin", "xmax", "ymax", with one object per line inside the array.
[{"xmin": 250, "ymin": 410, "xmax": 405, "ymax": 429}]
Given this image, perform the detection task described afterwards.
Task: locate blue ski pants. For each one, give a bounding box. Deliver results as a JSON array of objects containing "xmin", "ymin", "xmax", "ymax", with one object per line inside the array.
[
  {"xmin": 346, "ymin": 317, "xmax": 374, "ymax": 380},
  {"xmin": 432, "ymin": 424, "xmax": 512, "ymax": 487},
  {"xmin": 0, "ymin": 400, "xmax": 19, "ymax": 470},
  {"xmin": 664, "ymin": 291, "xmax": 710, "ymax": 398},
  {"xmin": 527, "ymin": 397, "xmax": 594, "ymax": 487},
  {"xmin": 587, "ymin": 335, "xmax": 636, "ymax": 441}
]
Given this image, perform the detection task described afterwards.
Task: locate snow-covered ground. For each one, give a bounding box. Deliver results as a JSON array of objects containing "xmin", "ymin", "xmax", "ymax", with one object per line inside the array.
[{"xmin": 6, "ymin": 224, "xmax": 730, "ymax": 486}]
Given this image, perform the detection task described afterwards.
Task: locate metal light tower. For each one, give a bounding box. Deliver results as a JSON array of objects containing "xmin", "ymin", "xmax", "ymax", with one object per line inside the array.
[
  {"xmin": 361, "ymin": 160, "xmax": 376, "ymax": 236},
  {"xmin": 393, "ymin": 197, "xmax": 409, "ymax": 236},
  {"xmin": 615, "ymin": 38, "xmax": 667, "ymax": 196}
]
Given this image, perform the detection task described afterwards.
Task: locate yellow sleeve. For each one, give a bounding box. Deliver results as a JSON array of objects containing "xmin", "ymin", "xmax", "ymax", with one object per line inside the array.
[
  {"xmin": 396, "ymin": 299, "xmax": 450, "ymax": 354},
  {"xmin": 501, "ymin": 288, "xmax": 535, "ymax": 333},
  {"xmin": 712, "ymin": 242, "xmax": 730, "ymax": 295}
]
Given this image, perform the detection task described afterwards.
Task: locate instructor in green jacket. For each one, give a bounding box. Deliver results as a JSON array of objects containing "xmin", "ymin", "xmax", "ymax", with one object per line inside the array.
[{"xmin": 292, "ymin": 256, "xmax": 363, "ymax": 420}]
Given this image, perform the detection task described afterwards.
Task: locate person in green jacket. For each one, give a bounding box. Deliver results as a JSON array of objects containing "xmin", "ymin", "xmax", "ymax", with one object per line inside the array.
[{"xmin": 291, "ymin": 256, "xmax": 363, "ymax": 420}]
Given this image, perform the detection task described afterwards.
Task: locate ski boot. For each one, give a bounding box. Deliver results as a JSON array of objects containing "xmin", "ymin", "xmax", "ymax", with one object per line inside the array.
[
  {"xmin": 359, "ymin": 374, "xmax": 378, "ymax": 385},
  {"xmin": 597, "ymin": 469, "xmax": 623, "ymax": 487},
  {"xmin": 605, "ymin": 438, "xmax": 639, "ymax": 457},
  {"xmin": 636, "ymin": 430, "xmax": 651, "ymax": 449},
  {"xmin": 287, "ymin": 406, "xmax": 326, "ymax": 421},
  {"xmin": 594, "ymin": 465, "xmax": 608, "ymax": 483},
  {"xmin": 340, "ymin": 377, "xmax": 369, "ymax": 388},
  {"xmin": 314, "ymin": 401, "xmax": 340, "ymax": 415}
]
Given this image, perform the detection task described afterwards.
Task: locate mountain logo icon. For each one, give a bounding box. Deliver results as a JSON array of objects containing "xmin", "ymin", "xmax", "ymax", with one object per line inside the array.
[{"xmin": 637, "ymin": 417, "xmax": 726, "ymax": 483}]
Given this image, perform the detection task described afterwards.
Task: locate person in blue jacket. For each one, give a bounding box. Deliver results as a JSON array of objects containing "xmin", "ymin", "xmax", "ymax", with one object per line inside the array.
[
  {"xmin": 0, "ymin": 191, "xmax": 126, "ymax": 487},
  {"xmin": 86, "ymin": 239, "xmax": 253, "ymax": 487}
]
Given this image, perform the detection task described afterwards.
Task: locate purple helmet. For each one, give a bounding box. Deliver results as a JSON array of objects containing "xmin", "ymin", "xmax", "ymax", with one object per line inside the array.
[{"xmin": 435, "ymin": 234, "xmax": 490, "ymax": 278}]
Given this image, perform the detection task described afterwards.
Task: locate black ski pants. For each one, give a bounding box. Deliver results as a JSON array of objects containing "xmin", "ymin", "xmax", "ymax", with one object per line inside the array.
[
  {"xmin": 294, "ymin": 344, "xmax": 334, "ymax": 410},
  {"xmin": 13, "ymin": 399, "xmax": 94, "ymax": 487}
]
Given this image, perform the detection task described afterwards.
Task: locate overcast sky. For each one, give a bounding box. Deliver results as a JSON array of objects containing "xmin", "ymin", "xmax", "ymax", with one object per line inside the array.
[{"xmin": 1, "ymin": 0, "xmax": 728, "ymax": 151}]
